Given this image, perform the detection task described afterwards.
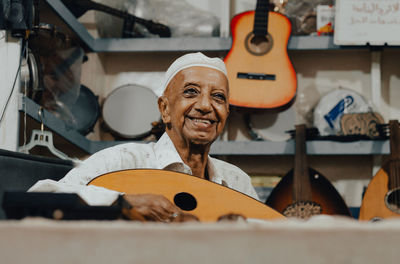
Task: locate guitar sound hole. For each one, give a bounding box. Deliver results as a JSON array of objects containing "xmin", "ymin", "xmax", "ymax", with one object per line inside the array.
[
  {"xmin": 173, "ymin": 192, "xmax": 197, "ymax": 211},
  {"xmin": 385, "ymin": 188, "xmax": 400, "ymax": 214},
  {"xmin": 245, "ymin": 32, "xmax": 273, "ymax": 56}
]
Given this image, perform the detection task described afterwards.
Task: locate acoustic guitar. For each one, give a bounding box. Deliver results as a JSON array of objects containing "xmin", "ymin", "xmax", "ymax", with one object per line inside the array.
[
  {"xmin": 224, "ymin": 0, "xmax": 297, "ymax": 109},
  {"xmin": 266, "ymin": 124, "xmax": 351, "ymax": 219},
  {"xmin": 88, "ymin": 169, "xmax": 285, "ymax": 222},
  {"xmin": 359, "ymin": 120, "xmax": 400, "ymax": 221}
]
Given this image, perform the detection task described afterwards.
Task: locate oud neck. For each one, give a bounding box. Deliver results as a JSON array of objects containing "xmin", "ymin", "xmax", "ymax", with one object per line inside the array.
[
  {"xmin": 253, "ymin": 0, "xmax": 270, "ymax": 37},
  {"xmin": 388, "ymin": 120, "xmax": 400, "ymax": 190},
  {"xmin": 293, "ymin": 124, "xmax": 312, "ymax": 202}
]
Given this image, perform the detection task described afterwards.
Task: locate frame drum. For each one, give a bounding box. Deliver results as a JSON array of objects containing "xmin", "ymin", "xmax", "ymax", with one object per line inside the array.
[
  {"xmin": 313, "ymin": 88, "xmax": 370, "ymax": 136},
  {"xmin": 102, "ymin": 84, "xmax": 160, "ymax": 139}
]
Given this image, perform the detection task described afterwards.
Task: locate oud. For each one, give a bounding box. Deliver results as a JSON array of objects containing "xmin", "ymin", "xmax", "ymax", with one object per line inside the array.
[
  {"xmin": 266, "ymin": 124, "xmax": 351, "ymax": 219},
  {"xmin": 359, "ymin": 120, "xmax": 400, "ymax": 221},
  {"xmin": 89, "ymin": 169, "xmax": 285, "ymax": 222},
  {"xmin": 224, "ymin": 0, "xmax": 297, "ymax": 109}
]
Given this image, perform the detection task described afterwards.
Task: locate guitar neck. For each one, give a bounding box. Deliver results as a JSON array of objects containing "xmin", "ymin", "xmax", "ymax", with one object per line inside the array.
[
  {"xmin": 388, "ymin": 120, "xmax": 400, "ymax": 190},
  {"xmin": 293, "ymin": 124, "xmax": 312, "ymax": 202},
  {"xmin": 83, "ymin": 1, "xmax": 144, "ymax": 24},
  {"xmin": 253, "ymin": 0, "xmax": 270, "ymax": 36},
  {"xmin": 74, "ymin": 0, "xmax": 170, "ymax": 37}
]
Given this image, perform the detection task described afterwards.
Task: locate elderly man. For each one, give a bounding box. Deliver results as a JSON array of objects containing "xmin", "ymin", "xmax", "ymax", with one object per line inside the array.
[{"xmin": 29, "ymin": 52, "xmax": 258, "ymax": 222}]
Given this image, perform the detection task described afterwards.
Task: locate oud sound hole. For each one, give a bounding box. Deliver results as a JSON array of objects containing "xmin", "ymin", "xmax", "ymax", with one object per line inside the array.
[
  {"xmin": 283, "ymin": 201, "xmax": 322, "ymax": 219},
  {"xmin": 385, "ymin": 188, "xmax": 400, "ymax": 213},
  {"xmin": 173, "ymin": 192, "xmax": 197, "ymax": 211}
]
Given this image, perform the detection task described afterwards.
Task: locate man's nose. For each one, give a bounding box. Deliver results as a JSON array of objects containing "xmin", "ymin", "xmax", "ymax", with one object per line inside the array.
[{"xmin": 195, "ymin": 94, "xmax": 213, "ymax": 113}]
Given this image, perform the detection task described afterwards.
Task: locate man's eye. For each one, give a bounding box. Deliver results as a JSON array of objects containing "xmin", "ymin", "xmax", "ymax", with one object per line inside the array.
[
  {"xmin": 213, "ymin": 93, "xmax": 226, "ymax": 102},
  {"xmin": 183, "ymin": 88, "xmax": 198, "ymax": 95}
]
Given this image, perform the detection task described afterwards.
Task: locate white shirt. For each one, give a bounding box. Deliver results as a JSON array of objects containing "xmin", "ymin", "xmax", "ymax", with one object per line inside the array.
[{"xmin": 29, "ymin": 133, "xmax": 259, "ymax": 205}]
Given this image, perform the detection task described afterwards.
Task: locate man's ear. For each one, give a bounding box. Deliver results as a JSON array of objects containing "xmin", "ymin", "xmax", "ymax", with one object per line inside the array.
[{"xmin": 158, "ymin": 95, "xmax": 171, "ymax": 124}]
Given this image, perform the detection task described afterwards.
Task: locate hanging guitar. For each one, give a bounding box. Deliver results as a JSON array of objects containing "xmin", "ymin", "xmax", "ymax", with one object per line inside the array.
[
  {"xmin": 88, "ymin": 169, "xmax": 285, "ymax": 222},
  {"xmin": 266, "ymin": 124, "xmax": 351, "ymax": 219},
  {"xmin": 224, "ymin": 0, "xmax": 297, "ymax": 109},
  {"xmin": 60, "ymin": 0, "xmax": 171, "ymax": 38},
  {"xmin": 359, "ymin": 120, "xmax": 400, "ymax": 221}
]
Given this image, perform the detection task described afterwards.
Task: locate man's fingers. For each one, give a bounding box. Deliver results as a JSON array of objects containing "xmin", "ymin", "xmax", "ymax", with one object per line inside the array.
[{"xmin": 123, "ymin": 194, "xmax": 195, "ymax": 222}]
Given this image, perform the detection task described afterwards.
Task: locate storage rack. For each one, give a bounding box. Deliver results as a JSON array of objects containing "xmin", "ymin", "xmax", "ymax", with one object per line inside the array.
[{"xmin": 18, "ymin": 0, "xmax": 390, "ymax": 156}]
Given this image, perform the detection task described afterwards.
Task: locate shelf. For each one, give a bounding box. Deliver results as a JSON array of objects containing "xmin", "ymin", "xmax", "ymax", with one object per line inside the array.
[
  {"xmin": 210, "ymin": 139, "xmax": 389, "ymax": 156},
  {"xmin": 287, "ymin": 35, "xmax": 368, "ymax": 50},
  {"xmin": 19, "ymin": 95, "xmax": 389, "ymax": 156},
  {"xmin": 93, "ymin": 37, "xmax": 232, "ymax": 53},
  {"xmin": 19, "ymin": 95, "xmax": 122, "ymax": 154},
  {"xmin": 45, "ymin": 0, "xmax": 372, "ymax": 53},
  {"xmin": 287, "ymin": 35, "xmax": 339, "ymax": 50},
  {"xmin": 45, "ymin": 0, "xmax": 232, "ymax": 52}
]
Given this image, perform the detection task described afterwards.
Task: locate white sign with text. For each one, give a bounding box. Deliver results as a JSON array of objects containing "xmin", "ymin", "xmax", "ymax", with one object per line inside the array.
[{"xmin": 334, "ymin": 0, "xmax": 400, "ymax": 45}]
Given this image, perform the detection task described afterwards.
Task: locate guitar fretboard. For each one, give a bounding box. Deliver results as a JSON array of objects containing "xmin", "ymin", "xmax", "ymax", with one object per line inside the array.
[{"xmin": 253, "ymin": 0, "xmax": 270, "ymax": 36}]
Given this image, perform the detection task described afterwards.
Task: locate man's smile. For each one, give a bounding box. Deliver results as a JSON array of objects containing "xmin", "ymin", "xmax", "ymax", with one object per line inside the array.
[{"xmin": 186, "ymin": 116, "xmax": 217, "ymax": 128}]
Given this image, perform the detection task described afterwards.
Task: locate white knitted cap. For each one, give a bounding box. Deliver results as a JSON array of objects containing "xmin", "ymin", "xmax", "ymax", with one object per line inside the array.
[{"xmin": 154, "ymin": 52, "xmax": 227, "ymax": 97}]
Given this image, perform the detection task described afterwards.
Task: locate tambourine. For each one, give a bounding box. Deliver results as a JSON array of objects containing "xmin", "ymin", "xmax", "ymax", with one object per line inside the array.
[
  {"xmin": 340, "ymin": 112, "xmax": 384, "ymax": 138},
  {"xmin": 102, "ymin": 84, "xmax": 161, "ymax": 140}
]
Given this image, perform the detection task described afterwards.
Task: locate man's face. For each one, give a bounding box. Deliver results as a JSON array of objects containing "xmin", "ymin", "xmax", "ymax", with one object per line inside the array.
[{"xmin": 159, "ymin": 66, "xmax": 229, "ymax": 146}]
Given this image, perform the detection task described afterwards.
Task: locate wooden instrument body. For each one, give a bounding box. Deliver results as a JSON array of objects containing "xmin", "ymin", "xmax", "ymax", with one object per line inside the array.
[
  {"xmin": 359, "ymin": 167, "xmax": 399, "ymax": 220},
  {"xmin": 88, "ymin": 169, "xmax": 285, "ymax": 222},
  {"xmin": 359, "ymin": 120, "xmax": 400, "ymax": 221},
  {"xmin": 266, "ymin": 168, "xmax": 351, "ymax": 216},
  {"xmin": 224, "ymin": 11, "xmax": 297, "ymax": 108}
]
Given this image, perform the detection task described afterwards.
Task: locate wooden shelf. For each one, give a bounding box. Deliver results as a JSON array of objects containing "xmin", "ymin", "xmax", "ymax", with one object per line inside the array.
[
  {"xmin": 46, "ymin": 0, "xmax": 372, "ymax": 53},
  {"xmin": 20, "ymin": 95, "xmax": 389, "ymax": 156}
]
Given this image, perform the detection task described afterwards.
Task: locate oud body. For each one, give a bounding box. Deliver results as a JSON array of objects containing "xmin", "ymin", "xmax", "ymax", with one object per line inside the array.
[
  {"xmin": 266, "ymin": 125, "xmax": 350, "ymax": 218},
  {"xmin": 359, "ymin": 120, "xmax": 400, "ymax": 221},
  {"xmin": 224, "ymin": 10, "xmax": 297, "ymax": 108},
  {"xmin": 89, "ymin": 169, "xmax": 285, "ymax": 222},
  {"xmin": 266, "ymin": 168, "xmax": 351, "ymax": 216},
  {"xmin": 359, "ymin": 167, "xmax": 400, "ymax": 220}
]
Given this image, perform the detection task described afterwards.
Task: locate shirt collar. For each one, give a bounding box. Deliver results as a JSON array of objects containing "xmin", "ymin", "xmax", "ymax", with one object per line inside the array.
[
  {"xmin": 154, "ymin": 133, "xmax": 221, "ymax": 183},
  {"xmin": 154, "ymin": 133, "xmax": 192, "ymax": 174},
  {"xmin": 206, "ymin": 157, "xmax": 223, "ymax": 185}
]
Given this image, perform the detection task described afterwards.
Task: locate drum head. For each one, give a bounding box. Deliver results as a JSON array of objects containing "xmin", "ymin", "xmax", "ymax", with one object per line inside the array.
[
  {"xmin": 247, "ymin": 106, "xmax": 296, "ymax": 142},
  {"xmin": 102, "ymin": 84, "xmax": 160, "ymax": 139},
  {"xmin": 313, "ymin": 88, "xmax": 371, "ymax": 136}
]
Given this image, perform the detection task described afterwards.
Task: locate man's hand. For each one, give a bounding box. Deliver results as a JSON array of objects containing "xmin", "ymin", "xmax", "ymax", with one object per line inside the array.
[{"xmin": 122, "ymin": 194, "xmax": 199, "ymax": 223}]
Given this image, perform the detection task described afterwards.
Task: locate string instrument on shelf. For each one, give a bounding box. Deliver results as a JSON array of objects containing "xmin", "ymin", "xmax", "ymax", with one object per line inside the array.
[
  {"xmin": 60, "ymin": 0, "xmax": 171, "ymax": 37},
  {"xmin": 88, "ymin": 169, "xmax": 285, "ymax": 222},
  {"xmin": 359, "ymin": 120, "xmax": 400, "ymax": 221},
  {"xmin": 266, "ymin": 124, "xmax": 351, "ymax": 219},
  {"xmin": 224, "ymin": 0, "xmax": 297, "ymax": 109}
]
